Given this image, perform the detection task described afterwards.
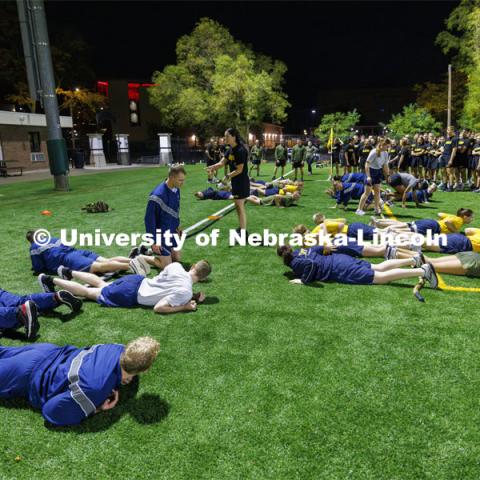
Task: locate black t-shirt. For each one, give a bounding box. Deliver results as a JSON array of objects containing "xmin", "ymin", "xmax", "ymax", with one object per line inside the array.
[
  {"xmin": 442, "ymin": 136, "xmax": 458, "ymax": 157},
  {"xmin": 388, "ymin": 146, "xmax": 400, "ymax": 159},
  {"xmin": 343, "ymin": 144, "xmax": 355, "ymax": 160},
  {"xmin": 456, "ymin": 137, "xmax": 470, "ymax": 159},
  {"xmin": 227, "ymin": 144, "xmax": 249, "ymax": 175},
  {"xmin": 332, "ymin": 142, "xmax": 341, "ymax": 159},
  {"xmin": 359, "ymin": 143, "xmax": 373, "ymax": 159}
]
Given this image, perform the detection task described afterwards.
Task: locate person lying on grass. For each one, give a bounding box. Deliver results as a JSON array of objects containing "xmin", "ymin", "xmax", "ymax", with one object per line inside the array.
[
  {"xmin": 0, "ymin": 336, "xmax": 160, "ymax": 427},
  {"xmin": 0, "ymin": 287, "xmax": 81, "ymax": 340},
  {"xmin": 246, "ymin": 191, "xmax": 301, "ymax": 207},
  {"xmin": 371, "ymin": 208, "xmax": 474, "ymax": 235},
  {"xmin": 194, "ymin": 187, "xmax": 233, "ymax": 200},
  {"xmin": 424, "ymin": 251, "xmax": 480, "ymax": 278},
  {"xmin": 277, "ymin": 245, "xmax": 438, "ymax": 288},
  {"xmin": 292, "ymin": 224, "xmax": 399, "ymax": 259},
  {"xmin": 27, "ymin": 230, "xmax": 137, "ymax": 276},
  {"xmin": 38, "ymin": 260, "xmax": 211, "ymax": 314}
]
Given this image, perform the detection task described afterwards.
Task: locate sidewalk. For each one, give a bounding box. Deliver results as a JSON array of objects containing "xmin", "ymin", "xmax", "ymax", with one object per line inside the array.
[{"xmin": 0, "ymin": 163, "xmax": 160, "ymax": 185}]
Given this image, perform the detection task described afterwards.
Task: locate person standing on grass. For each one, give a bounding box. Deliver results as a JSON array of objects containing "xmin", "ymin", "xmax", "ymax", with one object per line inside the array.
[
  {"xmin": 207, "ymin": 128, "xmax": 250, "ymax": 234},
  {"xmin": 291, "ymin": 139, "xmax": 306, "ymax": 181},
  {"xmin": 145, "ymin": 164, "xmax": 186, "ymax": 270},
  {"xmin": 273, "ymin": 140, "xmax": 288, "ymax": 180},
  {"xmin": 249, "ymin": 139, "xmax": 262, "ymax": 177},
  {"xmin": 0, "ymin": 336, "xmax": 160, "ymax": 427},
  {"xmin": 356, "ymin": 138, "xmax": 391, "ymax": 216}
]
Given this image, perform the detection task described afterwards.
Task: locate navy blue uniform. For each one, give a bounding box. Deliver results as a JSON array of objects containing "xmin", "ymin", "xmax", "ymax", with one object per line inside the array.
[
  {"xmin": 439, "ymin": 234, "xmax": 472, "ymax": 254},
  {"xmin": 0, "ymin": 343, "xmax": 123, "ymax": 426},
  {"xmin": 341, "ymin": 173, "xmax": 367, "ymax": 183},
  {"xmin": 336, "ymin": 182, "xmax": 365, "ymax": 206},
  {"xmin": 145, "ymin": 181, "xmax": 180, "ymax": 256},
  {"xmin": 346, "ymin": 223, "xmax": 376, "ymax": 240},
  {"xmin": 30, "ymin": 238, "xmax": 99, "ymax": 274},
  {"xmin": 200, "ymin": 187, "xmax": 232, "ymax": 200},
  {"xmin": 0, "ymin": 289, "xmax": 57, "ymax": 330},
  {"xmin": 409, "ymin": 219, "xmax": 441, "ymax": 235},
  {"xmin": 439, "ymin": 136, "xmax": 458, "ymax": 168},
  {"xmin": 97, "ymin": 275, "xmax": 145, "ymax": 308},
  {"xmin": 290, "ymin": 248, "xmax": 374, "ymax": 285}
]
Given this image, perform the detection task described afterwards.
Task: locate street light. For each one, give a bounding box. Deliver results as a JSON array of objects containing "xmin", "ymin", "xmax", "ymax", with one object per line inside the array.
[{"xmin": 311, "ymin": 109, "xmax": 316, "ymax": 114}]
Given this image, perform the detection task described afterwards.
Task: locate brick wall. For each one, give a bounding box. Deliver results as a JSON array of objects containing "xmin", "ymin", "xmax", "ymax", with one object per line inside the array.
[{"xmin": 0, "ymin": 125, "xmax": 49, "ymax": 171}]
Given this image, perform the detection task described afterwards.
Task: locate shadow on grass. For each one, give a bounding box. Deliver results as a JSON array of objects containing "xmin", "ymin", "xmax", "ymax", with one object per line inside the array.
[
  {"xmin": 201, "ymin": 296, "xmax": 220, "ymax": 305},
  {"xmin": 0, "ymin": 376, "xmax": 170, "ymax": 433},
  {"xmin": 41, "ymin": 310, "xmax": 83, "ymax": 323},
  {"xmin": 282, "ymin": 271, "xmax": 324, "ymax": 288}
]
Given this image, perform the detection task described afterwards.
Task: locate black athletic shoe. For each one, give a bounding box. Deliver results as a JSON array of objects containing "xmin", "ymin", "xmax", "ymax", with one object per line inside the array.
[
  {"xmin": 57, "ymin": 265, "xmax": 73, "ymax": 280},
  {"xmin": 38, "ymin": 273, "xmax": 55, "ymax": 293},
  {"xmin": 57, "ymin": 290, "xmax": 83, "ymax": 312},
  {"xmin": 138, "ymin": 244, "xmax": 149, "ymax": 255},
  {"xmin": 128, "ymin": 246, "xmax": 139, "ymax": 259},
  {"xmin": 17, "ymin": 301, "xmax": 39, "ymax": 340}
]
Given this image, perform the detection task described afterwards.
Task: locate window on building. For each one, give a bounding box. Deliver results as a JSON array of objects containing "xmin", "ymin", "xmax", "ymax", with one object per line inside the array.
[{"xmin": 29, "ymin": 132, "xmax": 41, "ymax": 152}]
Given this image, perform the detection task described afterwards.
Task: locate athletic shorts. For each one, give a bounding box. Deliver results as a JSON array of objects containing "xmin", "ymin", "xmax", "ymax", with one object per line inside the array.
[
  {"xmin": 440, "ymin": 234, "xmax": 472, "ymax": 254},
  {"xmin": 63, "ymin": 250, "xmax": 99, "ymax": 272},
  {"xmin": 428, "ymin": 157, "xmax": 439, "ymax": 170},
  {"xmin": 333, "ymin": 238, "xmax": 364, "ymax": 257},
  {"xmin": 328, "ymin": 255, "xmax": 375, "ymax": 285},
  {"xmin": 409, "ymin": 219, "xmax": 440, "ymax": 235},
  {"xmin": 410, "ymin": 156, "xmax": 422, "ymax": 168},
  {"xmin": 332, "ymin": 155, "xmax": 340, "ymax": 165},
  {"xmin": 97, "ymin": 274, "xmax": 144, "ymax": 308},
  {"xmin": 366, "ymin": 168, "xmax": 383, "ymax": 186},
  {"xmin": 231, "ymin": 175, "xmax": 250, "ymax": 200},
  {"xmin": 275, "ymin": 160, "xmax": 286, "ymax": 167},
  {"xmin": 388, "ymin": 173, "xmax": 402, "ymax": 188},
  {"xmin": 470, "ymin": 157, "xmax": 479, "ymax": 170},
  {"xmin": 347, "ymin": 223, "xmax": 375, "ymax": 241},
  {"xmin": 292, "ymin": 161, "xmax": 304, "ymax": 168},
  {"xmin": 451, "ymin": 154, "xmax": 469, "ymax": 169},
  {"xmin": 439, "ymin": 155, "xmax": 450, "ymax": 168},
  {"xmin": 456, "ymin": 252, "xmax": 480, "ymax": 277},
  {"xmin": 251, "ymin": 159, "xmax": 261, "ymax": 165}
]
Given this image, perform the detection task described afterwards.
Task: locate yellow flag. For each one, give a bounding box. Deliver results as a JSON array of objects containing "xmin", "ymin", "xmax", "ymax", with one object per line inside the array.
[{"xmin": 326, "ymin": 127, "xmax": 334, "ymax": 150}]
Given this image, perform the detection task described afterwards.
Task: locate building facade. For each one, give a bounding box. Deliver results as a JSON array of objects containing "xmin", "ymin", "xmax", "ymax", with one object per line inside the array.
[{"xmin": 0, "ymin": 111, "xmax": 72, "ymax": 172}]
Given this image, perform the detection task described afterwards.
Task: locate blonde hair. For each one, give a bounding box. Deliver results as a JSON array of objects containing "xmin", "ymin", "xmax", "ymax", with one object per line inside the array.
[
  {"xmin": 293, "ymin": 224, "xmax": 309, "ymax": 235},
  {"xmin": 120, "ymin": 336, "xmax": 160, "ymax": 374},
  {"xmin": 313, "ymin": 212, "xmax": 325, "ymax": 225},
  {"xmin": 194, "ymin": 260, "xmax": 211, "ymax": 281}
]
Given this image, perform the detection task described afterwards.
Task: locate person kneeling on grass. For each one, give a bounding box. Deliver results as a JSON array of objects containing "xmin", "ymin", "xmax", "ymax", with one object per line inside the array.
[
  {"xmin": 38, "ymin": 261, "xmax": 211, "ymax": 314},
  {"xmin": 277, "ymin": 245, "xmax": 438, "ymax": 288},
  {"xmin": 27, "ymin": 231, "xmax": 136, "ymax": 276},
  {"xmin": 0, "ymin": 288, "xmax": 82, "ymax": 340},
  {"xmin": 0, "ymin": 336, "xmax": 160, "ymax": 427}
]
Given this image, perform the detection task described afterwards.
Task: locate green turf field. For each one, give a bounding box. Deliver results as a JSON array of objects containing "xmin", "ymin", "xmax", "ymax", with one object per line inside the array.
[{"xmin": 1, "ymin": 164, "xmax": 480, "ymax": 479}]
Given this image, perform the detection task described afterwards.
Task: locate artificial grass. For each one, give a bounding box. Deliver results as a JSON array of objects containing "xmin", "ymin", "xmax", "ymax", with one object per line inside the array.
[{"xmin": 1, "ymin": 163, "xmax": 480, "ymax": 479}]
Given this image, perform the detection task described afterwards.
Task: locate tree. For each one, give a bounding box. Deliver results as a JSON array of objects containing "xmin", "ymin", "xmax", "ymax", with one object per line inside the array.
[
  {"xmin": 436, "ymin": 0, "xmax": 480, "ymax": 129},
  {"xmin": 413, "ymin": 72, "xmax": 467, "ymax": 124},
  {"xmin": 0, "ymin": 3, "xmax": 95, "ymax": 105},
  {"xmin": 56, "ymin": 88, "xmax": 108, "ymax": 148},
  {"xmin": 385, "ymin": 104, "xmax": 442, "ymax": 138},
  {"xmin": 149, "ymin": 17, "xmax": 289, "ymax": 140},
  {"xmin": 314, "ymin": 110, "xmax": 361, "ymax": 142}
]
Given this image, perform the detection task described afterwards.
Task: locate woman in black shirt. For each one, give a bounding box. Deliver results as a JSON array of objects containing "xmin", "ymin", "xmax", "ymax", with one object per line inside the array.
[{"xmin": 207, "ymin": 128, "xmax": 250, "ymax": 232}]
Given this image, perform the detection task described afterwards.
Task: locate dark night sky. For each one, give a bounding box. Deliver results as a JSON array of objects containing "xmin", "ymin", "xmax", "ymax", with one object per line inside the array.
[{"xmin": 45, "ymin": 1, "xmax": 458, "ymax": 129}]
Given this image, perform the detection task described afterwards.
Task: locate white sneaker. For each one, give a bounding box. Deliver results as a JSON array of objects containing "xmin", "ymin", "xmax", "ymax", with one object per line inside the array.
[
  {"xmin": 355, "ymin": 209, "xmax": 365, "ymax": 216},
  {"xmin": 129, "ymin": 257, "xmax": 151, "ymax": 277}
]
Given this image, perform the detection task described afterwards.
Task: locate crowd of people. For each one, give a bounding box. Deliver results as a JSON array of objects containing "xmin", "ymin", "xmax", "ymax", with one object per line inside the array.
[{"xmin": 1, "ymin": 126, "xmax": 479, "ymax": 428}]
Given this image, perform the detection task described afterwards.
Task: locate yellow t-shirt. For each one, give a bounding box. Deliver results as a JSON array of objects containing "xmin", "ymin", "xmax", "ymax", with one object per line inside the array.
[
  {"xmin": 437, "ymin": 213, "xmax": 464, "ymax": 234},
  {"xmin": 283, "ymin": 185, "xmax": 298, "ymax": 193},
  {"xmin": 467, "ymin": 228, "xmax": 480, "ymax": 252},
  {"xmin": 312, "ymin": 221, "xmax": 343, "ymax": 235}
]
